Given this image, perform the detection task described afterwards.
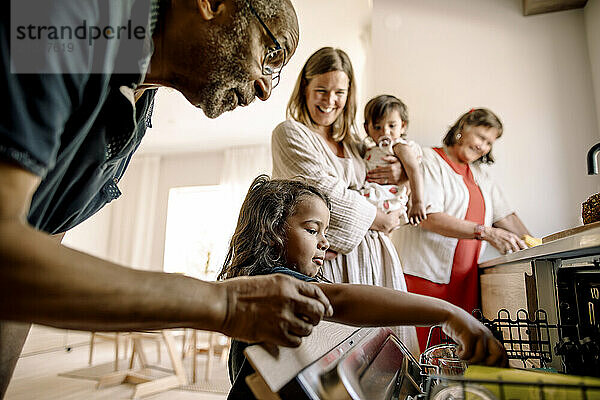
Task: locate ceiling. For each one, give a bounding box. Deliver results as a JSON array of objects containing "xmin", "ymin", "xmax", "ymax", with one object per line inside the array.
[
  {"xmin": 138, "ymin": 0, "xmax": 371, "ymax": 155},
  {"xmin": 138, "ymin": 0, "xmax": 591, "ymax": 155},
  {"xmin": 522, "ymin": 0, "xmax": 587, "ymax": 16}
]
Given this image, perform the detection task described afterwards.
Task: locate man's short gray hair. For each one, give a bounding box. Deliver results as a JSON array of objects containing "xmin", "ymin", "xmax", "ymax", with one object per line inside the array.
[{"xmin": 235, "ymin": 0, "xmax": 287, "ymax": 22}]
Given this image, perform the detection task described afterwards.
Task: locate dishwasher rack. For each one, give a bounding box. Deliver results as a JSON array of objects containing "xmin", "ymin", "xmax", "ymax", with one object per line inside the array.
[
  {"xmin": 473, "ymin": 308, "xmax": 555, "ymax": 368},
  {"xmin": 415, "ymin": 309, "xmax": 600, "ymax": 399},
  {"xmin": 418, "ymin": 375, "xmax": 600, "ymax": 400},
  {"xmin": 426, "ymin": 308, "xmax": 575, "ymax": 369}
]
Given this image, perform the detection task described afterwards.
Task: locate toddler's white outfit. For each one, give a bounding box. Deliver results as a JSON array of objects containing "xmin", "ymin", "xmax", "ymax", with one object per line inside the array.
[{"xmin": 362, "ymin": 137, "xmax": 422, "ymax": 222}]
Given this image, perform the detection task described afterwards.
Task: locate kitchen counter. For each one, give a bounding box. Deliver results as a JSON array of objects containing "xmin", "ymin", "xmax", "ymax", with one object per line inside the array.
[
  {"xmin": 478, "ymin": 225, "xmax": 600, "ymax": 372},
  {"xmin": 479, "ymin": 225, "xmax": 600, "ymax": 268}
]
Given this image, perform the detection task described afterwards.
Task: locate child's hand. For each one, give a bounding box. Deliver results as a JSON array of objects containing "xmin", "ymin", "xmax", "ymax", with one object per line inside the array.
[
  {"xmin": 407, "ymin": 200, "xmax": 427, "ymax": 225},
  {"xmin": 441, "ymin": 306, "xmax": 508, "ymax": 367}
]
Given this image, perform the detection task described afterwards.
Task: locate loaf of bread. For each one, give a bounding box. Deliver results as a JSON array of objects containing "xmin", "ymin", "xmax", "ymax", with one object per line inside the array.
[{"xmin": 582, "ymin": 192, "xmax": 600, "ymax": 225}]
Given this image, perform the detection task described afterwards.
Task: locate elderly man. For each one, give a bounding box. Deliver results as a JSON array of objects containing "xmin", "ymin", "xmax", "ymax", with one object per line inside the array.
[{"xmin": 0, "ymin": 0, "xmax": 333, "ymax": 396}]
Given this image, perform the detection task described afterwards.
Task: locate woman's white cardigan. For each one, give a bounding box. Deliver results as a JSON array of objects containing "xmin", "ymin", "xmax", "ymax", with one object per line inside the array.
[
  {"xmin": 272, "ymin": 119, "xmax": 376, "ymax": 255},
  {"xmin": 272, "ymin": 119, "xmax": 419, "ymax": 355},
  {"xmin": 392, "ymin": 147, "xmax": 514, "ymax": 284}
]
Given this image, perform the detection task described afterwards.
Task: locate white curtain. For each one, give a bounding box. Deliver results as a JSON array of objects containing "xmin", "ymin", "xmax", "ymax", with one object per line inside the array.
[
  {"xmin": 220, "ymin": 145, "xmax": 272, "ymax": 232},
  {"xmin": 107, "ymin": 154, "xmax": 161, "ymax": 270}
]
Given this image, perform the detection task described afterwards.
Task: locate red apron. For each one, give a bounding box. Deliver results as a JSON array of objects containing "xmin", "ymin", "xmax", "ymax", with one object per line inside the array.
[{"xmin": 405, "ymin": 147, "xmax": 485, "ymax": 352}]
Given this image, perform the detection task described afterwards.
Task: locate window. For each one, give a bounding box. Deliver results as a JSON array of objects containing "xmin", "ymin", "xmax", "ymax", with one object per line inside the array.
[{"xmin": 163, "ymin": 185, "xmax": 236, "ymax": 281}]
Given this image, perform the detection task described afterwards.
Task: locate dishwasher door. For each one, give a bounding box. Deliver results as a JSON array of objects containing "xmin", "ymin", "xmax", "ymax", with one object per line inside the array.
[{"xmin": 280, "ymin": 327, "xmax": 422, "ymax": 400}]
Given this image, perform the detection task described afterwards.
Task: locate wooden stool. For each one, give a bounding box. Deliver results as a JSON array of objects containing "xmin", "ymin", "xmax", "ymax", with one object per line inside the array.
[
  {"xmin": 95, "ymin": 330, "xmax": 187, "ymax": 399},
  {"xmin": 181, "ymin": 329, "xmax": 230, "ymax": 383}
]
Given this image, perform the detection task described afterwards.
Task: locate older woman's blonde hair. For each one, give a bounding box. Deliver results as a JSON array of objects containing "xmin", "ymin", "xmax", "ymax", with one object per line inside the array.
[{"xmin": 287, "ymin": 47, "xmax": 358, "ymax": 143}]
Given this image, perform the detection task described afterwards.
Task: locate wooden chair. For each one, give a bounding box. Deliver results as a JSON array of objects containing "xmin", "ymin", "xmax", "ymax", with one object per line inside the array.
[
  {"xmin": 94, "ymin": 330, "xmax": 187, "ymax": 399},
  {"xmin": 89, "ymin": 332, "xmax": 130, "ymax": 371},
  {"xmin": 88, "ymin": 332, "xmax": 162, "ymax": 371},
  {"xmin": 181, "ymin": 329, "xmax": 230, "ymax": 383}
]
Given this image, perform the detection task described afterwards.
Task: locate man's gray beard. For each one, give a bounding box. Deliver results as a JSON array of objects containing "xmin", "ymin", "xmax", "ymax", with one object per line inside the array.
[{"xmin": 199, "ymin": 13, "xmax": 252, "ymax": 119}]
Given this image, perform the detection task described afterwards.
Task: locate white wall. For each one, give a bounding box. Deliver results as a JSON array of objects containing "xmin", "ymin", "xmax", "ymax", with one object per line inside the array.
[
  {"xmin": 370, "ymin": 0, "xmax": 599, "ymax": 241},
  {"xmin": 290, "ymin": 0, "xmax": 372, "ymax": 124},
  {"xmin": 140, "ymin": 0, "xmax": 373, "ymax": 270},
  {"xmin": 62, "ymin": 205, "xmax": 112, "ymax": 259},
  {"xmin": 64, "ymin": 0, "xmax": 600, "ymax": 269},
  {"xmin": 148, "ymin": 152, "xmax": 224, "ymax": 271},
  {"xmin": 64, "ymin": 152, "xmax": 224, "ymax": 271},
  {"xmin": 105, "ymin": 155, "xmax": 161, "ymax": 270},
  {"xmin": 585, "ymin": 0, "xmax": 600, "ymax": 137},
  {"xmin": 140, "ymin": 0, "xmax": 371, "ymax": 154}
]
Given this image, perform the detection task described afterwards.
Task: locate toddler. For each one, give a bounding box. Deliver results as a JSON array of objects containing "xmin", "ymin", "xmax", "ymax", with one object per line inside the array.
[
  {"xmin": 362, "ymin": 95, "xmax": 426, "ymax": 225},
  {"xmin": 218, "ymin": 175, "xmax": 507, "ymax": 399}
]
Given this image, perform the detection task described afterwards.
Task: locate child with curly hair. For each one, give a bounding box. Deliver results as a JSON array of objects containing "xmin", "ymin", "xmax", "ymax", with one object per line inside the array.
[{"xmin": 218, "ymin": 175, "xmax": 507, "ymax": 399}]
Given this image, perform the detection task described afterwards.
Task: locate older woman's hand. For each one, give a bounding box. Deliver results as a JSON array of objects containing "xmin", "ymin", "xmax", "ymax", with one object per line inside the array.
[
  {"xmin": 370, "ymin": 208, "xmax": 405, "ymax": 234},
  {"xmin": 483, "ymin": 226, "xmax": 527, "ymax": 254},
  {"xmin": 366, "ymin": 155, "xmax": 406, "ymax": 186}
]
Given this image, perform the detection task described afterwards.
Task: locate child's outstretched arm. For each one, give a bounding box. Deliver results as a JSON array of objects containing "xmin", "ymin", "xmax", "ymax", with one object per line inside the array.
[
  {"xmin": 317, "ymin": 283, "xmax": 507, "ymax": 367},
  {"xmin": 393, "ymin": 142, "xmax": 426, "ymax": 225}
]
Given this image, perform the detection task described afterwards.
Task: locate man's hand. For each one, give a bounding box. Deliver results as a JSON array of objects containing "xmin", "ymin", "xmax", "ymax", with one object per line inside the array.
[
  {"xmin": 218, "ymin": 274, "xmax": 333, "ymax": 347},
  {"xmin": 441, "ymin": 306, "xmax": 508, "ymax": 367}
]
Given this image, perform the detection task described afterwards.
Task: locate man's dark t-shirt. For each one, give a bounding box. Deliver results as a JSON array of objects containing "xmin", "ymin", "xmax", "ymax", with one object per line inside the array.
[{"xmin": 1, "ymin": 0, "xmax": 157, "ymax": 234}]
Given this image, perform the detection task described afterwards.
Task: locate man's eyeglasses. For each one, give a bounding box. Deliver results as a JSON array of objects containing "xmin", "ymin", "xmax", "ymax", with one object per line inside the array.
[{"xmin": 246, "ymin": 0, "xmax": 286, "ymax": 88}]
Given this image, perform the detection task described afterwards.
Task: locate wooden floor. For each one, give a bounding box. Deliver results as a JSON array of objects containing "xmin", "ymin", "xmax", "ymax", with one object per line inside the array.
[{"xmin": 5, "ymin": 326, "xmax": 228, "ymax": 400}]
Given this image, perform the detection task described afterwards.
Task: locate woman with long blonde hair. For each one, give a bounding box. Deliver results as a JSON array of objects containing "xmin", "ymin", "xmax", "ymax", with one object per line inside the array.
[{"xmin": 271, "ymin": 47, "xmax": 418, "ymax": 353}]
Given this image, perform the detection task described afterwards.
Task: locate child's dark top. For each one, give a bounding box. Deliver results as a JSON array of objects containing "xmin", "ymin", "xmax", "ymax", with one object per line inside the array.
[{"xmin": 226, "ymin": 265, "xmax": 318, "ymax": 400}]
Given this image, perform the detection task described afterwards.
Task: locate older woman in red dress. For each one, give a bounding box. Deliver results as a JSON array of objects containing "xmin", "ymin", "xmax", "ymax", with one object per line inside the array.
[{"xmin": 393, "ymin": 108, "xmax": 531, "ymax": 351}]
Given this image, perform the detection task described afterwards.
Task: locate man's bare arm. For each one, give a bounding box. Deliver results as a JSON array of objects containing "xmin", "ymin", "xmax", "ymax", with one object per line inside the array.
[
  {"xmin": 0, "ymin": 162, "xmax": 228, "ymax": 331},
  {"xmin": 50, "ymin": 232, "xmax": 66, "ymax": 245},
  {"xmin": 0, "ymin": 162, "xmax": 331, "ymax": 345}
]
